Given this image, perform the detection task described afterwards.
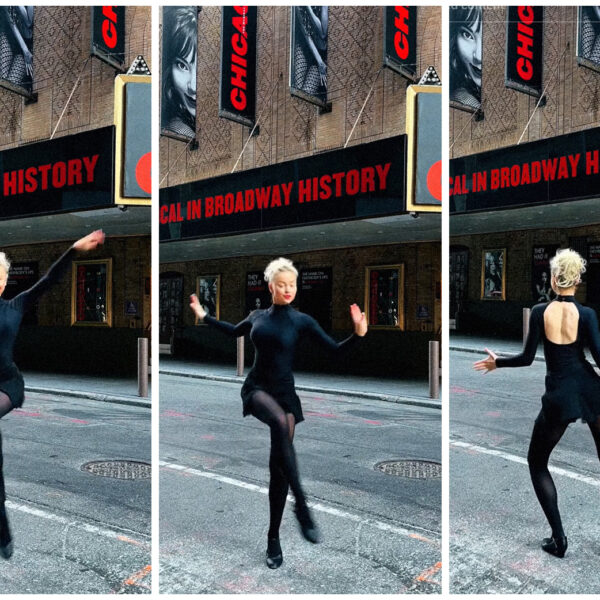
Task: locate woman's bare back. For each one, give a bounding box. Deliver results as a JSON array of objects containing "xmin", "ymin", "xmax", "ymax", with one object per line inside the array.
[{"xmin": 544, "ymin": 300, "xmax": 579, "ymax": 345}]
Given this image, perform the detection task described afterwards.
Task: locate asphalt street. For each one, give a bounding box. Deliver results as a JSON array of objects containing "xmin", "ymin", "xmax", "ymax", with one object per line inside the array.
[
  {"xmin": 451, "ymin": 348, "xmax": 600, "ymax": 594},
  {"xmin": 160, "ymin": 374, "xmax": 441, "ymax": 594},
  {"xmin": 0, "ymin": 391, "xmax": 151, "ymax": 594}
]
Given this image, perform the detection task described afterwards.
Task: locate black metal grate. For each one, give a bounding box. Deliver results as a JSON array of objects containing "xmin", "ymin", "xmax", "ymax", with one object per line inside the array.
[
  {"xmin": 81, "ymin": 460, "xmax": 151, "ymax": 480},
  {"xmin": 375, "ymin": 459, "xmax": 441, "ymax": 479}
]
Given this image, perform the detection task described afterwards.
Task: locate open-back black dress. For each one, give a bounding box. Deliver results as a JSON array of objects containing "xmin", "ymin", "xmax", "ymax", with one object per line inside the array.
[
  {"xmin": 496, "ymin": 296, "xmax": 600, "ymax": 424},
  {"xmin": 204, "ymin": 303, "xmax": 359, "ymax": 423},
  {"xmin": 0, "ymin": 247, "xmax": 75, "ymax": 408}
]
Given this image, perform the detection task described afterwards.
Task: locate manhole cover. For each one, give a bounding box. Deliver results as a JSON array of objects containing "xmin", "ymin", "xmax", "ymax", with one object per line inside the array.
[
  {"xmin": 375, "ymin": 459, "xmax": 441, "ymax": 479},
  {"xmin": 81, "ymin": 460, "xmax": 151, "ymax": 480}
]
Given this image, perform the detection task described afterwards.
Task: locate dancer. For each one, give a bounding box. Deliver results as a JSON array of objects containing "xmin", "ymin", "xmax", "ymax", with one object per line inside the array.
[
  {"xmin": 474, "ymin": 248, "xmax": 600, "ymax": 558},
  {"xmin": 0, "ymin": 229, "xmax": 105, "ymax": 559},
  {"xmin": 189, "ymin": 257, "xmax": 367, "ymax": 569}
]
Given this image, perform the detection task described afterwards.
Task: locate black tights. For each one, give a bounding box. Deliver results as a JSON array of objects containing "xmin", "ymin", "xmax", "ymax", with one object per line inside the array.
[
  {"xmin": 248, "ymin": 391, "xmax": 304, "ymax": 539},
  {"xmin": 0, "ymin": 391, "xmax": 13, "ymax": 543},
  {"xmin": 527, "ymin": 415, "xmax": 600, "ymax": 538}
]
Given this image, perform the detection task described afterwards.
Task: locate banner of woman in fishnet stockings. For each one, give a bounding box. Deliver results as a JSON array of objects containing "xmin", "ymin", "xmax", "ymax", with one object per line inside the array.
[{"xmin": 0, "ymin": 6, "xmax": 33, "ymax": 96}]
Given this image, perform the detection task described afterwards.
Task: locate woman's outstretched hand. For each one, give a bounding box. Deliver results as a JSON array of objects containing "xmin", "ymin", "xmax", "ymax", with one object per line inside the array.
[
  {"xmin": 190, "ymin": 294, "xmax": 207, "ymax": 322},
  {"xmin": 350, "ymin": 303, "xmax": 367, "ymax": 337},
  {"xmin": 474, "ymin": 348, "xmax": 498, "ymax": 374},
  {"xmin": 73, "ymin": 230, "xmax": 105, "ymax": 251}
]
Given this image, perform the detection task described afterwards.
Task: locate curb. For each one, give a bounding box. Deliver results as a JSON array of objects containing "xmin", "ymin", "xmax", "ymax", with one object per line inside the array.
[
  {"xmin": 25, "ymin": 386, "xmax": 151, "ymax": 409},
  {"xmin": 449, "ymin": 345, "xmax": 545, "ymax": 363},
  {"xmin": 159, "ymin": 369, "xmax": 441, "ymax": 410}
]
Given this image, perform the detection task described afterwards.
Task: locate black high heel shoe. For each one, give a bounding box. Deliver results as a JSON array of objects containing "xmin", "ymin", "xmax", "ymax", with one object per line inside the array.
[
  {"xmin": 542, "ymin": 535, "xmax": 568, "ymax": 558},
  {"xmin": 265, "ymin": 537, "xmax": 283, "ymax": 569},
  {"xmin": 294, "ymin": 503, "xmax": 320, "ymax": 544}
]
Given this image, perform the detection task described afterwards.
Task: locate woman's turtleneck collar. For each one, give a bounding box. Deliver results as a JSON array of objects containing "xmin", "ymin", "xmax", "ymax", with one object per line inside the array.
[
  {"xmin": 555, "ymin": 295, "xmax": 576, "ymax": 302},
  {"xmin": 269, "ymin": 303, "xmax": 293, "ymax": 313}
]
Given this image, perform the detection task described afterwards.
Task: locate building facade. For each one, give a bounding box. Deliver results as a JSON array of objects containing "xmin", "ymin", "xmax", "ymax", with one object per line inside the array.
[
  {"xmin": 159, "ymin": 6, "xmax": 441, "ymax": 377},
  {"xmin": 450, "ymin": 6, "xmax": 600, "ymax": 336},
  {"xmin": 0, "ymin": 6, "xmax": 151, "ymax": 375}
]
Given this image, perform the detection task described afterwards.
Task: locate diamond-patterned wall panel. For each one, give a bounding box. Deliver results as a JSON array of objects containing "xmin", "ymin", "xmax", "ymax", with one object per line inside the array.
[{"xmin": 0, "ymin": 91, "xmax": 21, "ymax": 148}]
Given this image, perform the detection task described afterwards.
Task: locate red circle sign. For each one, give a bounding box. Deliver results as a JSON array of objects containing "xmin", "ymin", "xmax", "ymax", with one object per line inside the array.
[
  {"xmin": 136, "ymin": 152, "xmax": 151, "ymax": 195},
  {"xmin": 427, "ymin": 160, "xmax": 441, "ymax": 202}
]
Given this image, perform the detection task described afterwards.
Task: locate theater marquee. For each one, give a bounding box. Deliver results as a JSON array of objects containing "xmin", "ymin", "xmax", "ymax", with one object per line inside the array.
[
  {"xmin": 160, "ymin": 135, "xmax": 406, "ymax": 241},
  {"xmin": 0, "ymin": 127, "xmax": 114, "ymax": 220},
  {"xmin": 450, "ymin": 127, "xmax": 600, "ymax": 213}
]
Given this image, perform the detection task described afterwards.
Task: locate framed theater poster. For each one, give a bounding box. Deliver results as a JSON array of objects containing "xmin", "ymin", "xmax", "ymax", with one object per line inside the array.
[
  {"xmin": 532, "ymin": 245, "xmax": 559, "ymax": 302},
  {"xmin": 481, "ymin": 249, "xmax": 506, "ymax": 300},
  {"xmin": 196, "ymin": 274, "xmax": 220, "ymax": 324},
  {"xmin": 365, "ymin": 264, "xmax": 404, "ymax": 330},
  {"xmin": 71, "ymin": 259, "xmax": 113, "ymax": 326}
]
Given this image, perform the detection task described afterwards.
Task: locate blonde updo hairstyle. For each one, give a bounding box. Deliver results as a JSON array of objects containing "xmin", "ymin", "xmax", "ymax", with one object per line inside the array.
[
  {"xmin": 550, "ymin": 248, "xmax": 586, "ymax": 289},
  {"xmin": 264, "ymin": 257, "xmax": 298, "ymax": 284},
  {"xmin": 0, "ymin": 252, "xmax": 10, "ymax": 275}
]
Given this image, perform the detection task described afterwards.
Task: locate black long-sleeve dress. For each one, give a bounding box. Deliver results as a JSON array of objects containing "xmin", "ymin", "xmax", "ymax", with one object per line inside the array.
[
  {"xmin": 204, "ymin": 303, "xmax": 359, "ymax": 423},
  {"xmin": 0, "ymin": 247, "xmax": 76, "ymax": 408},
  {"xmin": 496, "ymin": 296, "xmax": 600, "ymax": 424}
]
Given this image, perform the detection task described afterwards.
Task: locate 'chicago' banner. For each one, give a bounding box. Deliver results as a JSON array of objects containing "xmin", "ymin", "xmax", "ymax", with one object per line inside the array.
[
  {"xmin": 290, "ymin": 6, "xmax": 328, "ymax": 108},
  {"xmin": 505, "ymin": 6, "xmax": 543, "ymax": 97},
  {"xmin": 383, "ymin": 6, "xmax": 417, "ymax": 80},
  {"xmin": 91, "ymin": 6, "xmax": 125, "ymax": 69},
  {"xmin": 161, "ymin": 6, "xmax": 198, "ymax": 140},
  {"xmin": 219, "ymin": 6, "xmax": 257, "ymax": 127},
  {"xmin": 0, "ymin": 6, "xmax": 34, "ymax": 97},
  {"xmin": 160, "ymin": 135, "xmax": 406, "ymax": 240}
]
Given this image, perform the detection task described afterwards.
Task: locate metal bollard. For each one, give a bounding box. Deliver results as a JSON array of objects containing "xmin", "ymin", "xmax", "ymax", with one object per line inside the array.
[
  {"xmin": 429, "ymin": 340, "xmax": 440, "ymax": 400},
  {"xmin": 138, "ymin": 337, "xmax": 149, "ymax": 398},
  {"xmin": 236, "ymin": 336, "xmax": 244, "ymax": 377},
  {"xmin": 523, "ymin": 307, "xmax": 531, "ymax": 349}
]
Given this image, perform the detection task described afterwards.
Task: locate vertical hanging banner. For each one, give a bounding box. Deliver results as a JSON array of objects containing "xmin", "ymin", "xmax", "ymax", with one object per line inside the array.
[
  {"xmin": 449, "ymin": 6, "xmax": 482, "ymax": 112},
  {"xmin": 91, "ymin": 6, "xmax": 125, "ymax": 70},
  {"xmin": 219, "ymin": 6, "xmax": 257, "ymax": 127},
  {"xmin": 383, "ymin": 6, "xmax": 417, "ymax": 80},
  {"xmin": 161, "ymin": 6, "xmax": 198, "ymax": 140},
  {"xmin": 577, "ymin": 6, "xmax": 600, "ymax": 72},
  {"xmin": 505, "ymin": 6, "xmax": 543, "ymax": 97},
  {"xmin": 290, "ymin": 6, "xmax": 328, "ymax": 108},
  {"xmin": 0, "ymin": 6, "xmax": 34, "ymax": 97}
]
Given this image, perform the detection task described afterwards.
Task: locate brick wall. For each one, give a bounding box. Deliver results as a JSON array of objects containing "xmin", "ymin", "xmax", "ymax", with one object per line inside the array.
[
  {"xmin": 452, "ymin": 225, "xmax": 600, "ymax": 335},
  {"xmin": 450, "ymin": 6, "xmax": 600, "ymax": 158},
  {"xmin": 5, "ymin": 235, "xmax": 151, "ymax": 330},
  {"xmin": 160, "ymin": 6, "xmax": 441, "ymax": 187},
  {"xmin": 0, "ymin": 6, "xmax": 152, "ymax": 150}
]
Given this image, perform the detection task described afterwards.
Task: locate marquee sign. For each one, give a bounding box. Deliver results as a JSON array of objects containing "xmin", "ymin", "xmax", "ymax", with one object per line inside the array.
[
  {"xmin": 160, "ymin": 135, "xmax": 406, "ymax": 241},
  {"xmin": 450, "ymin": 127, "xmax": 600, "ymax": 213},
  {"xmin": 0, "ymin": 126, "xmax": 115, "ymax": 219}
]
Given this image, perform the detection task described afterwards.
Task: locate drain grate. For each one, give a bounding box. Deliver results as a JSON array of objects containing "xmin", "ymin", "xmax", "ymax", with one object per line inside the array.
[
  {"xmin": 375, "ymin": 459, "xmax": 441, "ymax": 479},
  {"xmin": 81, "ymin": 460, "xmax": 151, "ymax": 480}
]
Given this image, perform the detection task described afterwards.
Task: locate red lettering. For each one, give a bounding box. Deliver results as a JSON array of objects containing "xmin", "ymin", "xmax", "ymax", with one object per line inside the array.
[
  {"xmin": 67, "ymin": 159, "xmax": 83, "ymax": 185},
  {"xmin": 517, "ymin": 6, "xmax": 534, "ymax": 25},
  {"xmin": 3, "ymin": 171, "xmax": 17, "ymax": 196},
  {"xmin": 346, "ymin": 169, "xmax": 360, "ymax": 195},
  {"xmin": 298, "ymin": 179, "xmax": 311, "ymax": 203},
  {"xmin": 101, "ymin": 7, "xmax": 118, "ymax": 49},
  {"xmin": 393, "ymin": 7, "xmax": 410, "ymax": 59},
  {"xmin": 319, "ymin": 175, "xmax": 332, "ymax": 200},
  {"xmin": 205, "ymin": 196, "xmax": 214, "ymax": 217},
  {"xmin": 52, "ymin": 162, "xmax": 67, "ymax": 188},
  {"xmin": 516, "ymin": 57, "xmax": 532, "ymax": 80},
  {"xmin": 24, "ymin": 167, "xmax": 37, "ymax": 193},
  {"xmin": 160, "ymin": 205, "xmax": 168, "ymax": 225},
  {"xmin": 255, "ymin": 187, "xmax": 271, "ymax": 209}
]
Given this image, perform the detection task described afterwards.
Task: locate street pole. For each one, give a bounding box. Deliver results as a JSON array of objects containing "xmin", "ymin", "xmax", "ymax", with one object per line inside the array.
[
  {"xmin": 429, "ymin": 340, "xmax": 440, "ymax": 399},
  {"xmin": 138, "ymin": 337, "xmax": 148, "ymax": 398},
  {"xmin": 237, "ymin": 336, "xmax": 244, "ymax": 376},
  {"xmin": 523, "ymin": 308, "xmax": 531, "ymax": 349}
]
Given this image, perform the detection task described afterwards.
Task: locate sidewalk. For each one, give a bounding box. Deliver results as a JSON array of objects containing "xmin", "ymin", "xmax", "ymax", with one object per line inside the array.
[
  {"xmin": 159, "ymin": 356, "xmax": 440, "ymax": 409},
  {"xmin": 22, "ymin": 370, "xmax": 151, "ymax": 408},
  {"xmin": 450, "ymin": 332, "xmax": 544, "ymax": 361}
]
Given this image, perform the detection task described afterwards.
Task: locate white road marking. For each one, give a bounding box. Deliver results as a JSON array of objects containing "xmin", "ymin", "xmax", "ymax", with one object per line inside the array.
[
  {"xmin": 5, "ymin": 500, "xmax": 150, "ymax": 547},
  {"xmin": 159, "ymin": 460, "xmax": 440, "ymax": 545},
  {"xmin": 451, "ymin": 439, "xmax": 600, "ymax": 488}
]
